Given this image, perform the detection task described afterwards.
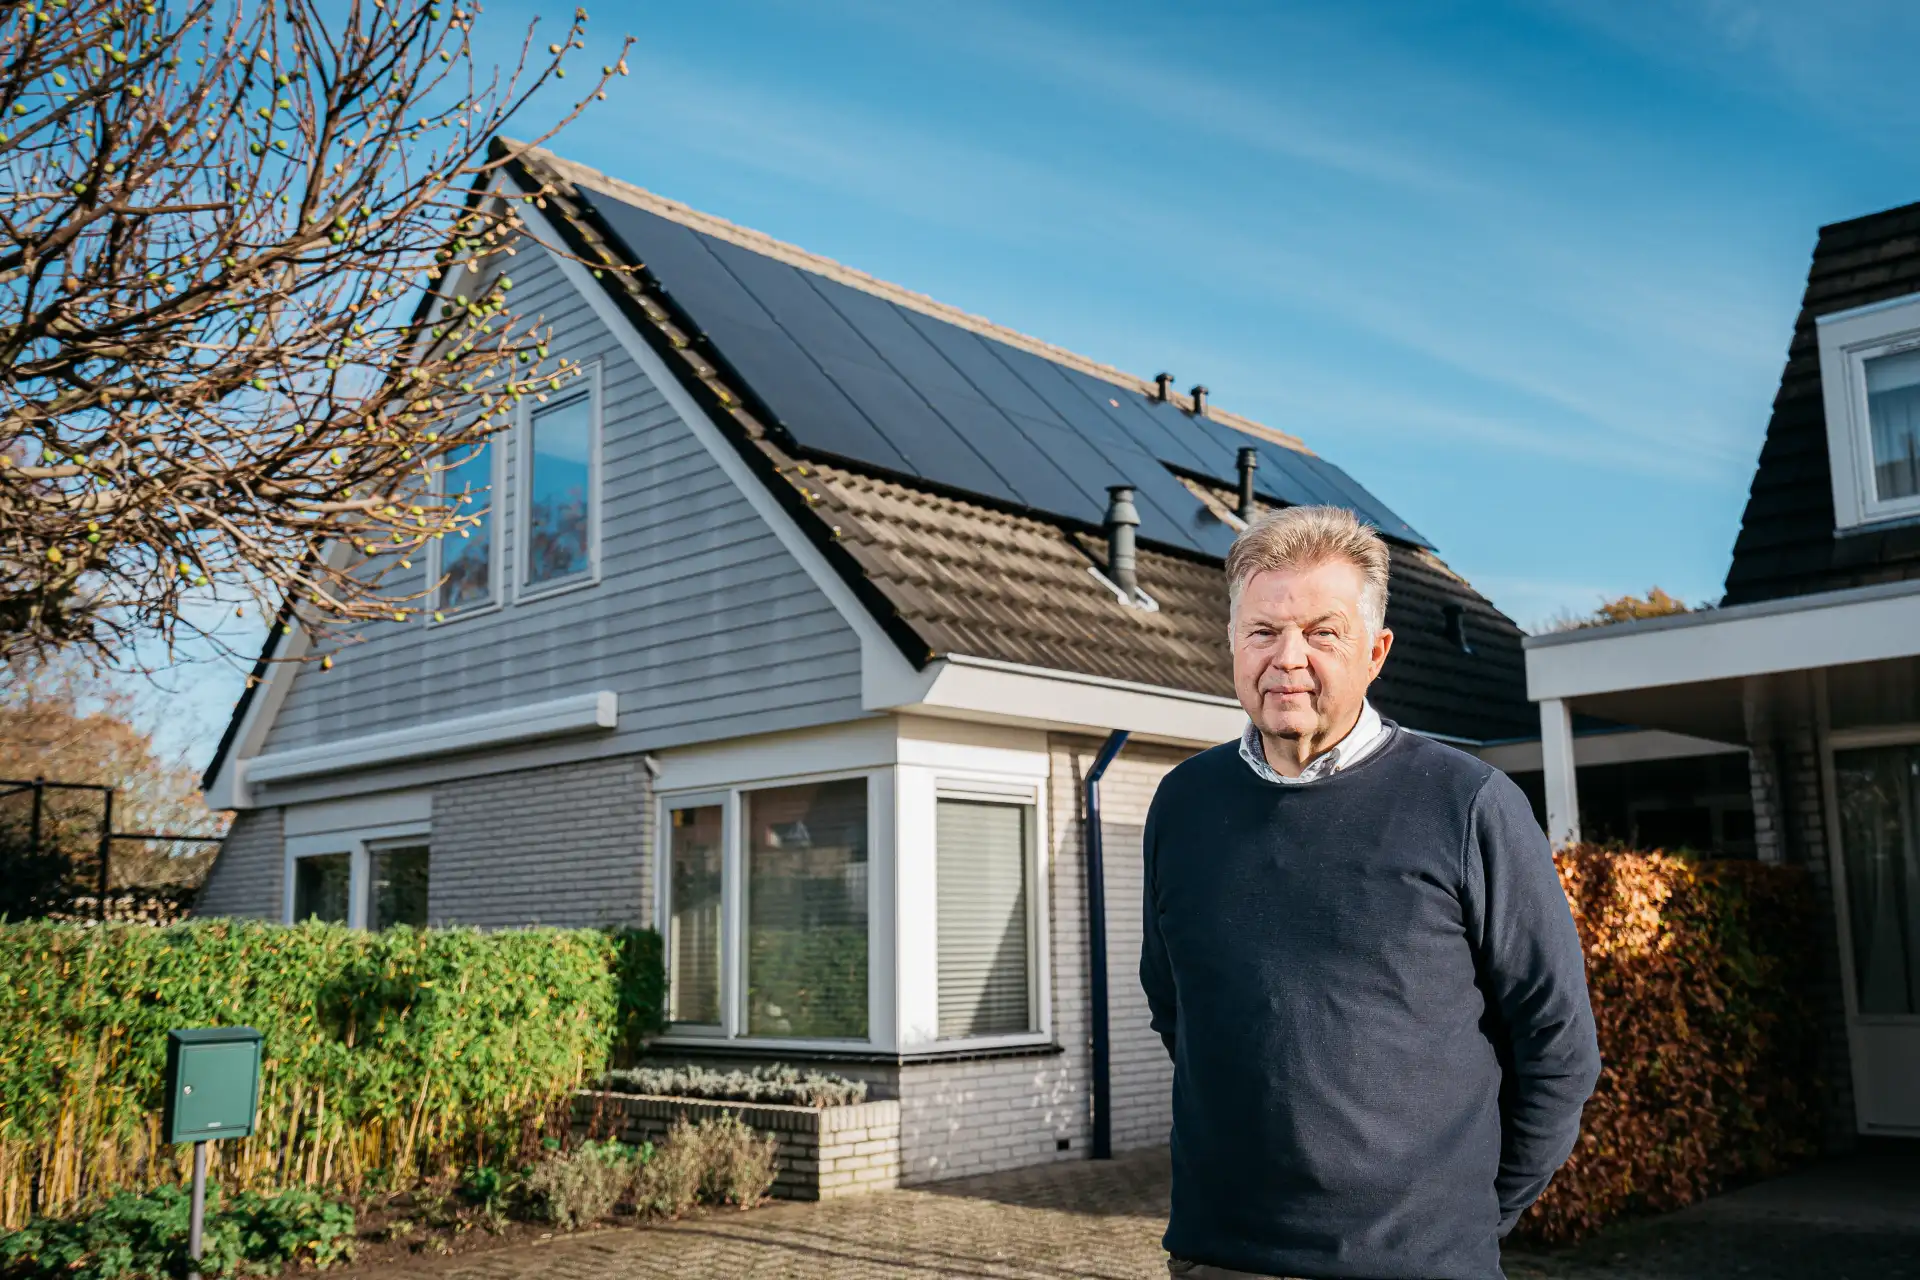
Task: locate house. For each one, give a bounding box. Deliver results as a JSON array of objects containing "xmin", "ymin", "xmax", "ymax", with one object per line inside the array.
[
  {"xmin": 1525, "ymin": 200, "xmax": 1920, "ymax": 1141},
  {"xmin": 200, "ymin": 139, "xmax": 1543, "ymax": 1183}
]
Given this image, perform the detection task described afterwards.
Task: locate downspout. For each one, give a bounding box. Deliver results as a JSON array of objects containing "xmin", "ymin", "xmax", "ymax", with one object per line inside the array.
[{"xmin": 1084, "ymin": 729, "xmax": 1130, "ymax": 1160}]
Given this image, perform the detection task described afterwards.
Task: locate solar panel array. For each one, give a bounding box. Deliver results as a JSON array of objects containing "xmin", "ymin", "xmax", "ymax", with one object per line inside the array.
[{"xmin": 580, "ymin": 189, "xmax": 1431, "ymax": 554}]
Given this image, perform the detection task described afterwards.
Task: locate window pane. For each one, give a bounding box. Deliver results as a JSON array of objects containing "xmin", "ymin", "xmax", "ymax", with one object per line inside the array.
[
  {"xmin": 669, "ymin": 805, "xmax": 724, "ymax": 1025},
  {"xmin": 370, "ymin": 846, "xmax": 429, "ymax": 931},
  {"xmin": 293, "ymin": 853, "xmax": 351, "ymax": 924},
  {"xmin": 525, "ymin": 393, "xmax": 592, "ymax": 586},
  {"xmin": 440, "ymin": 441, "xmax": 493, "ymax": 610},
  {"xmin": 1835, "ymin": 745, "xmax": 1920, "ymax": 1015},
  {"xmin": 744, "ymin": 779, "xmax": 867, "ymax": 1039},
  {"xmin": 937, "ymin": 800, "xmax": 1032, "ymax": 1039},
  {"xmin": 1866, "ymin": 348, "xmax": 1920, "ymax": 503}
]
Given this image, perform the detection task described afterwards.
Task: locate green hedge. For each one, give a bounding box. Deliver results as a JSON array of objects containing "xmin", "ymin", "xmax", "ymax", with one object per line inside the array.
[{"xmin": 0, "ymin": 920, "xmax": 663, "ymax": 1228}]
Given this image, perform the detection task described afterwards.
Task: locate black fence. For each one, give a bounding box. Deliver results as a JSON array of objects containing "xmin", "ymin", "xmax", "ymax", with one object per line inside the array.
[{"xmin": 0, "ymin": 778, "xmax": 223, "ymax": 923}]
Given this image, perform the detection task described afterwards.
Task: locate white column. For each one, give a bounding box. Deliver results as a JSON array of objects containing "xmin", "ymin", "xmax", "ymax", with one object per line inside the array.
[{"xmin": 1540, "ymin": 698, "xmax": 1581, "ymax": 848}]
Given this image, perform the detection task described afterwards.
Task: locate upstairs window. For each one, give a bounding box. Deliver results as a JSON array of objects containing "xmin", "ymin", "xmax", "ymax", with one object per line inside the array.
[
  {"xmin": 1817, "ymin": 292, "xmax": 1920, "ymax": 530},
  {"xmin": 432, "ymin": 439, "xmax": 496, "ymax": 615},
  {"xmin": 1866, "ymin": 348, "xmax": 1920, "ymax": 503},
  {"xmin": 520, "ymin": 368, "xmax": 600, "ymax": 595}
]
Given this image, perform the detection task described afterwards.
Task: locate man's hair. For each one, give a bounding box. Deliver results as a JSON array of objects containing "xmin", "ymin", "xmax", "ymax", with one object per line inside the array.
[{"xmin": 1226, "ymin": 505, "xmax": 1391, "ymax": 636}]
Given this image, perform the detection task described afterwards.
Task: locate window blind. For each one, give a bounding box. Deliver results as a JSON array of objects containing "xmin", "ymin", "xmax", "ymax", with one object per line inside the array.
[{"xmin": 936, "ymin": 799, "xmax": 1032, "ymax": 1039}]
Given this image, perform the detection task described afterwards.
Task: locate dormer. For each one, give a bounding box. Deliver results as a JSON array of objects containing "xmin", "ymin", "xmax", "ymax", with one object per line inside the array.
[{"xmin": 1818, "ymin": 290, "xmax": 1920, "ymax": 532}]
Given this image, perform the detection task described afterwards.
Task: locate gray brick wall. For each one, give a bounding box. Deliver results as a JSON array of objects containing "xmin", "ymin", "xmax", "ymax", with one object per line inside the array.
[
  {"xmin": 430, "ymin": 754, "xmax": 651, "ymax": 928},
  {"xmin": 195, "ymin": 806, "xmax": 285, "ymax": 919},
  {"xmin": 1073, "ymin": 737, "xmax": 1194, "ymax": 1153},
  {"xmin": 895, "ymin": 1053, "xmax": 1085, "ymax": 1184},
  {"xmin": 1779, "ymin": 728, "xmax": 1857, "ymax": 1150}
]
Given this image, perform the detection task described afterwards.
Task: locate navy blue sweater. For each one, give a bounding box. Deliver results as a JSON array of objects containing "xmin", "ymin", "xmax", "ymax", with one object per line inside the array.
[{"xmin": 1140, "ymin": 725, "xmax": 1600, "ymax": 1280}]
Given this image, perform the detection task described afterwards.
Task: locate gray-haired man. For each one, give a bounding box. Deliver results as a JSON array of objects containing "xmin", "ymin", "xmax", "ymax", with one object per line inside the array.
[{"xmin": 1142, "ymin": 506, "xmax": 1600, "ymax": 1279}]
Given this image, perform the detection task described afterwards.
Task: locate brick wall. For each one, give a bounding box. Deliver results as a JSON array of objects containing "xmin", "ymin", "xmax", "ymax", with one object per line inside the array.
[
  {"xmin": 430, "ymin": 754, "xmax": 651, "ymax": 928},
  {"xmin": 582, "ymin": 1092, "xmax": 900, "ymax": 1200},
  {"xmin": 895, "ymin": 1051, "xmax": 1085, "ymax": 1184},
  {"xmin": 1047, "ymin": 735, "xmax": 1196, "ymax": 1158},
  {"xmin": 195, "ymin": 806, "xmax": 285, "ymax": 919},
  {"xmin": 1746, "ymin": 710, "xmax": 1857, "ymax": 1151}
]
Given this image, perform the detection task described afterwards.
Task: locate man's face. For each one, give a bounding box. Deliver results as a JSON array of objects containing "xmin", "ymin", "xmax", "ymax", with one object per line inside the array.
[{"xmin": 1232, "ymin": 560, "xmax": 1393, "ymax": 747}]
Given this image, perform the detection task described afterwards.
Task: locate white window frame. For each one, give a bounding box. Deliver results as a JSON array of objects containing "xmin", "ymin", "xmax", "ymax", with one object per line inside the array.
[
  {"xmin": 425, "ymin": 429, "xmax": 505, "ymax": 625},
  {"xmin": 1818, "ymin": 291, "xmax": 1920, "ymax": 531},
  {"xmin": 653, "ymin": 768, "xmax": 887, "ymax": 1052},
  {"xmin": 283, "ymin": 819, "xmax": 431, "ymax": 931},
  {"xmin": 927, "ymin": 778, "xmax": 1050, "ymax": 1052},
  {"xmin": 514, "ymin": 359, "xmax": 604, "ymax": 604}
]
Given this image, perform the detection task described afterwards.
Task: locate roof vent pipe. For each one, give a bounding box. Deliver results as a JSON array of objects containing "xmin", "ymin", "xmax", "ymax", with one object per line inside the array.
[
  {"xmin": 1189, "ymin": 384, "xmax": 1209, "ymax": 417},
  {"xmin": 1154, "ymin": 372, "xmax": 1175, "ymax": 402},
  {"xmin": 1105, "ymin": 484, "xmax": 1140, "ymax": 599},
  {"xmin": 1236, "ymin": 447, "xmax": 1259, "ymax": 524}
]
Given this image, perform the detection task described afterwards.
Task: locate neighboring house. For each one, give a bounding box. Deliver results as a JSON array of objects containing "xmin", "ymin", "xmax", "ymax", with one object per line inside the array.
[
  {"xmin": 201, "ymin": 140, "xmax": 1538, "ymax": 1184},
  {"xmin": 1526, "ymin": 200, "xmax": 1920, "ymax": 1141}
]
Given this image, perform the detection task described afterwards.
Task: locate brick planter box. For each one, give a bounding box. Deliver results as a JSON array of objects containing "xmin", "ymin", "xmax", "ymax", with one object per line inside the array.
[{"xmin": 576, "ymin": 1090, "xmax": 901, "ymax": 1201}]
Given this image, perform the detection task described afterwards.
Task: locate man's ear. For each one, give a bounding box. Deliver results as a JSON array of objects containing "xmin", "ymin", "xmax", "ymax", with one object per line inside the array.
[{"xmin": 1369, "ymin": 628, "xmax": 1394, "ymax": 680}]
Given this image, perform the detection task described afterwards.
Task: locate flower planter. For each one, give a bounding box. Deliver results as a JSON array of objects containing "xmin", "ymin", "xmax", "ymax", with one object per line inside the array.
[{"xmin": 575, "ymin": 1090, "xmax": 901, "ymax": 1201}]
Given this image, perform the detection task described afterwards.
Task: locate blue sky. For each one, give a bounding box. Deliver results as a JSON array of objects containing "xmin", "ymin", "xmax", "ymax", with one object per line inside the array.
[{"xmin": 159, "ymin": 0, "xmax": 1920, "ymax": 767}]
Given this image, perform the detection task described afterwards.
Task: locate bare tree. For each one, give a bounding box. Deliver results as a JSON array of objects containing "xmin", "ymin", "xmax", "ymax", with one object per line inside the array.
[{"xmin": 0, "ymin": 0, "xmax": 632, "ymax": 668}]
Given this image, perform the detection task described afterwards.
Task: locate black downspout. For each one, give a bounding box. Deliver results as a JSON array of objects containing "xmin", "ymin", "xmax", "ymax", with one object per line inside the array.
[{"xmin": 1084, "ymin": 729, "xmax": 1130, "ymax": 1160}]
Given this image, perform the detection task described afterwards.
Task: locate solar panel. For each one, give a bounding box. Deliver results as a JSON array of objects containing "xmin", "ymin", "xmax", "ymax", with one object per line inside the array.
[{"xmin": 579, "ymin": 186, "xmax": 1431, "ymax": 554}]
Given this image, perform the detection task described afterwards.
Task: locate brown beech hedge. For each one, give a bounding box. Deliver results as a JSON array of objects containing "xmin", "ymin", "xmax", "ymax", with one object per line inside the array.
[{"xmin": 1521, "ymin": 848, "xmax": 1823, "ymax": 1242}]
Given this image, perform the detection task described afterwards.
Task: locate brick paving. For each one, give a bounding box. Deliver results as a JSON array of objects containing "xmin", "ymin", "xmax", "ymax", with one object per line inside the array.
[{"xmin": 392, "ymin": 1144, "xmax": 1917, "ymax": 1280}]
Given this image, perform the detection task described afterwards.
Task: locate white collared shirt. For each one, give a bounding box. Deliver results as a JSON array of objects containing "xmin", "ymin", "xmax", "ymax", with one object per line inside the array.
[{"xmin": 1239, "ymin": 699, "xmax": 1386, "ymax": 785}]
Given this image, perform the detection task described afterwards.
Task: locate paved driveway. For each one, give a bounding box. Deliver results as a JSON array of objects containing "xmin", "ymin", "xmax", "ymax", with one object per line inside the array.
[{"xmin": 425, "ymin": 1145, "xmax": 1918, "ymax": 1280}]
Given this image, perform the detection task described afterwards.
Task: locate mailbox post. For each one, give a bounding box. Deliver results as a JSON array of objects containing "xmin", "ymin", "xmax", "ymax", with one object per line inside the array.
[{"xmin": 164, "ymin": 1028, "xmax": 263, "ymax": 1280}]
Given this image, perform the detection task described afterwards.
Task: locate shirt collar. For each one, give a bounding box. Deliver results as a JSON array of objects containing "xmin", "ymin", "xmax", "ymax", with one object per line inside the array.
[{"xmin": 1239, "ymin": 700, "xmax": 1385, "ymax": 785}]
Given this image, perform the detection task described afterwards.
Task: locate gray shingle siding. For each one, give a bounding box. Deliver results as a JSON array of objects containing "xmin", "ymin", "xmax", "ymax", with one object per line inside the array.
[{"xmin": 253, "ymin": 238, "xmax": 864, "ymax": 771}]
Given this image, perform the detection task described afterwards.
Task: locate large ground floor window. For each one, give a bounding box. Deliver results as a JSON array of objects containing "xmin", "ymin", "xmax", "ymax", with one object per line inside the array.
[
  {"xmin": 662, "ymin": 775, "xmax": 871, "ymax": 1043},
  {"xmin": 287, "ymin": 834, "xmax": 430, "ymax": 931}
]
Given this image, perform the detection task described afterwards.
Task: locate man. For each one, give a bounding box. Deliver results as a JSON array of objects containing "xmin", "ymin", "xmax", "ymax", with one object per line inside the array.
[{"xmin": 1141, "ymin": 506, "xmax": 1600, "ymax": 1280}]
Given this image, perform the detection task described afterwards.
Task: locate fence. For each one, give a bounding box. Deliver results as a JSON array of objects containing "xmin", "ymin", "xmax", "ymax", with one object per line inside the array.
[{"xmin": 0, "ymin": 778, "xmax": 223, "ymax": 923}]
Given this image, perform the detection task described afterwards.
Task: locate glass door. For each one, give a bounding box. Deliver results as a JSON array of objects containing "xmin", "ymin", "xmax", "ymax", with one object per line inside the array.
[{"xmin": 1833, "ymin": 742, "xmax": 1920, "ymax": 1132}]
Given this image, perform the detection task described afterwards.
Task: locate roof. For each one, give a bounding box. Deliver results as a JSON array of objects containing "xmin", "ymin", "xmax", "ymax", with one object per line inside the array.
[
  {"xmin": 500, "ymin": 140, "xmax": 1535, "ymax": 744},
  {"xmin": 1723, "ymin": 200, "xmax": 1920, "ymax": 606},
  {"xmin": 203, "ymin": 143, "xmax": 1539, "ymax": 792}
]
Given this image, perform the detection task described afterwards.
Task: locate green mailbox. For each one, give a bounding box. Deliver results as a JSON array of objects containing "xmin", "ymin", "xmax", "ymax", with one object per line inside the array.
[{"xmin": 163, "ymin": 1027, "xmax": 263, "ymax": 1145}]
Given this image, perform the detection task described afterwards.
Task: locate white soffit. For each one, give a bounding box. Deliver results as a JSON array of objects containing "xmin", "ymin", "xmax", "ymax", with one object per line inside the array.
[
  {"xmin": 247, "ymin": 691, "xmax": 618, "ymax": 786},
  {"xmin": 1524, "ymin": 579, "xmax": 1920, "ymax": 702},
  {"xmin": 1476, "ymin": 729, "xmax": 1743, "ymax": 774},
  {"xmin": 884, "ymin": 654, "xmax": 1246, "ymax": 747}
]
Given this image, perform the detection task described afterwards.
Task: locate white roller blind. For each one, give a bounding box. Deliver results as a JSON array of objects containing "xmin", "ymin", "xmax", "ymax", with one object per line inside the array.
[{"xmin": 937, "ymin": 799, "xmax": 1032, "ymax": 1039}]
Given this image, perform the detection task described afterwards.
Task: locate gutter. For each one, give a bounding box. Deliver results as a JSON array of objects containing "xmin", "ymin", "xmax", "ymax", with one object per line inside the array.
[{"xmin": 1083, "ymin": 729, "xmax": 1129, "ymax": 1161}]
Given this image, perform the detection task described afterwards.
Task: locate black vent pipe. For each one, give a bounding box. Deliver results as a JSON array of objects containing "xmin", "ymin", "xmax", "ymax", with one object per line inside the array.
[
  {"xmin": 1105, "ymin": 485, "xmax": 1140, "ymax": 599},
  {"xmin": 1236, "ymin": 447, "xmax": 1259, "ymax": 524},
  {"xmin": 1085, "ymin": 728, "xmax": 1130, "ymax": 1160}
]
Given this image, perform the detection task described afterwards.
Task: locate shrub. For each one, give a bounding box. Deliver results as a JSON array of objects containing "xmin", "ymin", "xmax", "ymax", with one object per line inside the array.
[
  {"xmin": 1520, "ymin": 849, "xmax": 1822, "ymax": 1243},
  {"xmin": 695, "ymin": 1114, "xmax": 779, "ymax": 1209},
  {"xmin": 0, "ymin": 920, "xmax": 665, "ymax": 1227},
  {"xmin": 524, "ymin": 1140, "xmax": 645, "ymax": 1231},
  {"xmin": 598, "ymin": 1062, "xmax": 868, "ymax": 1108},
  {"xmin": 632, "ymin": 1119, "xmax": 705, "ymax": 1220},
  {"xmin": 0, "ymin": 1183, "xmax": 355, "ymax": 1280},
  {"xmin": 626, "ymin": 1116, "xmax": 775, "ymax": 1218}
]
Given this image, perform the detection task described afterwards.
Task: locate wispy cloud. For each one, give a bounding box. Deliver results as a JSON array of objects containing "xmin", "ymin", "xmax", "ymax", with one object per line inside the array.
[{"xmin": 1528, "ymin": 0, "xmax": 1920, "ymax": 132}]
